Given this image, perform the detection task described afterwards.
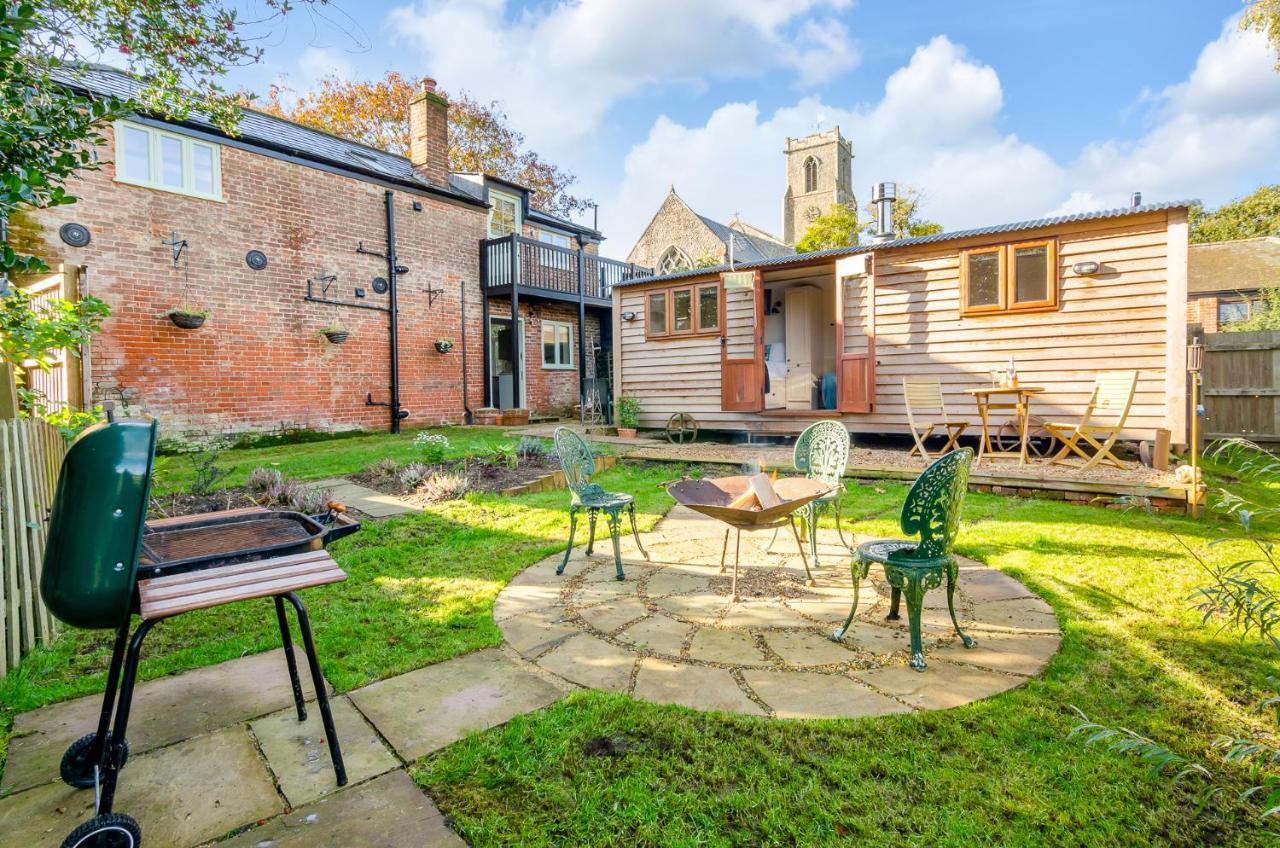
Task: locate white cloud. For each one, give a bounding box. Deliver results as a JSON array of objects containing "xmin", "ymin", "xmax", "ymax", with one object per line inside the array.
[
  {"xmin": 298, "ymin": 47, "xmax": 357, "ymax": 84},
  {"xmin": 599, "ymin": 21, "xmax": 1280, "ymax": 256},
  {"xmin": 386, "ymin": 0, "xmax": 858, "ymax": 155}
]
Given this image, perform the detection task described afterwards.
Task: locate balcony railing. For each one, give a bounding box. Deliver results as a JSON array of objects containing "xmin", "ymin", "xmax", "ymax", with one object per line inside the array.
[{"xmin": 482, "ymin": 235, "xmax": 650, "ymax": 302}]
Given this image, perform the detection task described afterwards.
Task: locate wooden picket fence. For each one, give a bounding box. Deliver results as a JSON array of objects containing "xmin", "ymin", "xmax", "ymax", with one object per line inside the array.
[{"xmin": 0, "ymin": 418, "xmax": 66, "ymax": 675}]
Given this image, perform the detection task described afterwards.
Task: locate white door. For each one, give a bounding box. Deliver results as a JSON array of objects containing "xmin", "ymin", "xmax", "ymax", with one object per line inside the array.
[
  {"xmin": 785, "ymin": 286, "xmax": 815, "ymax": 409},
  {"xmin": 489, "ymin": 317, "xmax": 526, "ymax": 408}
]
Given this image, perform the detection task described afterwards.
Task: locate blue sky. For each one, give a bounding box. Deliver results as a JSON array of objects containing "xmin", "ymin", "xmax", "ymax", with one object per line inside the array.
[{"xmin": 226, "ymin": 1, "xmax": 1278, "ymax": 257}]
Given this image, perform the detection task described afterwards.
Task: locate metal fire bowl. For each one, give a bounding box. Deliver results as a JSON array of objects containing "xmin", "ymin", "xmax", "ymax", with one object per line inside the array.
[{"xmin": 667, "ymin": 476, "xmax": 834, "ymax": 529}]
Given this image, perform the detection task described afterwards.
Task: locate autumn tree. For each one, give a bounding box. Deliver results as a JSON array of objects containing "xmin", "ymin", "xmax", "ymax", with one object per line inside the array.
[
  {"xmin": 254, "ymin": 72, "xmax": 591, "ymax": 219},
  {"xmin": 1190, "ymin": 185, "xmax": 1280, "ymax": 243},
  {"xmin": 1243, "ymin": 0, "xmax": 1280, "ymax": 70},
  {"xmin": 861, "ymin": 185, "xmax": 943, "ymax": 240},
  {"xmin": 796, "ymin": 203, "xmax": 859, "ymax": 252}
]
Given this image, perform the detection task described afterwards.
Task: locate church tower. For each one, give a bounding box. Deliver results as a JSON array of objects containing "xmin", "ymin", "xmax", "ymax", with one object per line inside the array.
[{"xmin": 782, "ymin": 127, "xmax": 855, "ymax": 245}]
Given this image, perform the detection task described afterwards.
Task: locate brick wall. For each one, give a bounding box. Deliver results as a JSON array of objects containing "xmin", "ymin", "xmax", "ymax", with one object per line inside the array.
[
  {"xmin": 1186, "ymin": 295, "xmax": 1219, "ymax": 334},
  {"xmin": 19, "ymin": 124, "xmax": 489, "ymax": 439}
]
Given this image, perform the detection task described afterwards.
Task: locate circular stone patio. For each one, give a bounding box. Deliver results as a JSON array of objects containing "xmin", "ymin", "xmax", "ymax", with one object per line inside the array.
[{"xmin": 494, "ymin": 506, "xmax": 1061, "ymax": 718}]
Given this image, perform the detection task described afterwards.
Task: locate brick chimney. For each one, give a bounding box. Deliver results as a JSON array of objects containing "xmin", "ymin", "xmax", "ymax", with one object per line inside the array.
[{"xmin": 409, "ymin": 78, "xmax": 449, "ymax": 185}]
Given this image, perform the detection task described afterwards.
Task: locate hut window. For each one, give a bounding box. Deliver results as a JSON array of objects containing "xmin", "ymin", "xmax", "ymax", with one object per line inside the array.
[
  {"xmin": 646, "ymin": 282, "xmax": 722, "ymax": 339},
  {"xmin": 961, "ymin": 238, "xmax": 1057, "ymax": 316}
]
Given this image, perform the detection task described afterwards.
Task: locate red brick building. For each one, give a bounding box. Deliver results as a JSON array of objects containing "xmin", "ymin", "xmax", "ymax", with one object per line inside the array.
[{"xmin": 17, "ymin": 66, "xmax": 646, "ymax": 439}]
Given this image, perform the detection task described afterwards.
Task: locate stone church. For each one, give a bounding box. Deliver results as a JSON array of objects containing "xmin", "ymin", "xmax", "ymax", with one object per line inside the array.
[{"xmin": 627, "ymin": 127, "xmax": 855, "ymax": 272}]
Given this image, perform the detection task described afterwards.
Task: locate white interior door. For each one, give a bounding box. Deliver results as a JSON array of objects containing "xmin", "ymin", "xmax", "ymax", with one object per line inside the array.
[{"xmin": 785, "ymin": 286, "xmax": 815, "ymax": 409}]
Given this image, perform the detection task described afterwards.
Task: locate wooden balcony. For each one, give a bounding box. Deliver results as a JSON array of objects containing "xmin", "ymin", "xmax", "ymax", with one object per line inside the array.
[{"xmin": 481, "ymin": 235, "xmax": 650, "ymax": 306}]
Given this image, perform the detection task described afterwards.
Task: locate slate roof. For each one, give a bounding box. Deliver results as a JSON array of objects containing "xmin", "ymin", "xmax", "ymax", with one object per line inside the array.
[
  {"xmin": 617, "ymin": 200, "xmax": 1197, "ymax": 287},
  {"xmin": 696, "ymin": 214, "xmax": 794, "ymax": 262},
  {"xmin": 446, "ymin": 173, "xmax": 601, "ymax": 238},
  {"xmin": 55, "ymin": 63, "xmax": 484, "ymax": 206}
]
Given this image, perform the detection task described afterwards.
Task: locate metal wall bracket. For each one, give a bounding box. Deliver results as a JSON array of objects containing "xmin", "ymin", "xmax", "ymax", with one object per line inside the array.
[
  {"xmin": 161, "ymin": 231, "xmax": 187, "ymax": 266},
  {"xmin": 425, "ymin": 285, "xmax": 443, "ymax": 308}
]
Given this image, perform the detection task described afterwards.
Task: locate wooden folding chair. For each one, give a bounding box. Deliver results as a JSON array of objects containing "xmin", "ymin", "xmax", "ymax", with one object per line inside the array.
[
  {"xmin": 1044, "ymin": 370, "xmax": 1138, "ymax": 470},
  {"xmin": 903, "ymin": 377, "xmax": 967, "ymax": 460}
]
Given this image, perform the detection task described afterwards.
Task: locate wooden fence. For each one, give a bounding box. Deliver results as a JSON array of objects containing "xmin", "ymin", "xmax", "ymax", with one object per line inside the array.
[
  {"xmin": 1203, "ymin": 330, "xmax": 1280, "ymax": 443},
  {"xmin": 0, "ymin": 418, "xmax": 65, "ymax": 674}
]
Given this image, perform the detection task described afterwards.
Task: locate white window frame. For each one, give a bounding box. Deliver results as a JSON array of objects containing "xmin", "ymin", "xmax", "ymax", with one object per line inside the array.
[
  {"xmin": 113, "ymin": 119, "xmax": 223, "ymax": 201},
  {"xmin": 488, "ymin": 189, "xmax": 522, "ymax": 238},
  {"xmin": 537, "ymin": 229, "xmax": 571, "ymax": 247},
  {"xmin": 541, "ymin": 320, "xmax": 575, "ymax": 369}
]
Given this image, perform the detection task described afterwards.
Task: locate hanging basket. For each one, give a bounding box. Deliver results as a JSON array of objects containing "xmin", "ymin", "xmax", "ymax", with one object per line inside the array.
[
  {"xmin": 167, "ymin": 311, "xmax": 206, "ymax": 330},
  {"xmin": 434, "ymin": 338, "xmax": 454, "ymax": 354},
  {"xmin": 322, "ymin": 329, "xmax": 350, "ymax": 345}
]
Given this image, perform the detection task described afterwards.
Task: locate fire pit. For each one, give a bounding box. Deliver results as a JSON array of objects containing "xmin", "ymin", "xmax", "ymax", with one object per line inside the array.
[{"xmin": 667, "ymin": 474, "xmax": 833, "ymax": 600}]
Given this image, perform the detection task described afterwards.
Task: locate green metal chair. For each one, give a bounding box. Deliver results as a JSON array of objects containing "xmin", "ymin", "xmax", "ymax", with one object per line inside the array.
[
  {"xmin": 832, "ymin": 447, "xmax": 976, "ymax": 671},
  {"xmin": 553, "ymin": 427, "xmax": 649, "ymax": 581},
  {"xmin": 791, "ymin": 420, "xmax": 852, "ymax": 566}
]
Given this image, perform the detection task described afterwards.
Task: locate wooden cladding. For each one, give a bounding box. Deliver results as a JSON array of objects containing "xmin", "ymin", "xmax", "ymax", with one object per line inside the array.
[
  {"xmin": 961, "ymin": 238, "xmax": 1058, "ymax": 316},
  {"xmin": 646, "ymin": 281, "xmax": 721, "ymax": 340},
  {"xmin": 720, "ymin": 270, "xmax": 764, "ymax": 412}
]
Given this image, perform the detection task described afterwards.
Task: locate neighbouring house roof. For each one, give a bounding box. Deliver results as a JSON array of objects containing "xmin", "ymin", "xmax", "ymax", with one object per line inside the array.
[
  {"xmin": 616, "ymin": 200, "xmax": 1197, "ymax": 287},
  {"xmin": 55, "ymin": 64, "xmax": 483, "ymax": 207},
  {"xmin": 1188, "ymin": 236, "xmax": 1280, "ymax": 295}
]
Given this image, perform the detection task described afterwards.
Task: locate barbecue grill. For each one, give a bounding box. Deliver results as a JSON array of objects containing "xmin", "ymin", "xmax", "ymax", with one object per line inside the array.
[{"xmin": 40, "ymin": 419, "xmax": 357, "ymax": 848}]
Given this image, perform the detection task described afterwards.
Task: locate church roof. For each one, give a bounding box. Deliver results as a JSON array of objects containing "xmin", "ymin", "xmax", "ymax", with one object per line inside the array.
[{"xmin": 695, "ymin": 214, "xmax": 794, "ymax": 263}]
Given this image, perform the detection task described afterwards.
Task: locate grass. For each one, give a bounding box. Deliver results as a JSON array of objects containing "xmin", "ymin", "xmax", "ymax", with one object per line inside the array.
[{"xmin": 4, "ymin": 428, "xmax": 1278, "ymax": 845}]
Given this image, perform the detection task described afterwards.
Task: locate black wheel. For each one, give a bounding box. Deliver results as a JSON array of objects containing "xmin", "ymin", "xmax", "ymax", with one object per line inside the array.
[
  {"xmin": 61, "ymin": 813, "xmax": 141, "ymax": 848},
  {"xmin": 665, "ymin": 413, "xmax": 698, "ymax": 444},
  {"xmin": 61, "ymin": 733, "xmax": 128, "ymax": 789}
]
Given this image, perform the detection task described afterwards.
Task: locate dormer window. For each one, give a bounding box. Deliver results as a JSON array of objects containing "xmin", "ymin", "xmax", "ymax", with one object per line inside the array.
[{"xmin": 488, "ymin": 189, "xmax": 521, "ymax": 237}]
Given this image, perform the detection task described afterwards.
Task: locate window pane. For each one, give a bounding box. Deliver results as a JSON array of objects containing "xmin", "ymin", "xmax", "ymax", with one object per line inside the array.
[
  {"xmin": 648, "ymin": 292, "xmax": 667, "ymax": 334},
  {"xmin": 119, "ymin": 126, "xmax": 151, "ymax": 181},
  {"xmin": 673, "ymin": 289, "xmax": 692, "ymax": 331},
  {"xmin": 192, "ymin": 144, "xmax": 215, "ymax": 194},
  {"xmin": 1013, "ymin": 245, "xmax": 1048, "ymax": 303},
  {"xmin": 1219, "ymin": 300, "xmax": 1250, "ymax": 325},
  {"xmin": 159, "ymin": 135, "xmax": 183, "ymax": 187},
  {"xmin": 698, "ymin": 286, "xmax": 719, "ymax": 330},
  {"xmin": 967, "ymin": 252, "xmax": 1000, "ymax": 307},
  {"xmin": 558, "ymin": 326, "xmax": 571, "ymax": 364},
  {"xmin": 542, "ymin": 325, "xmax": 556, "ymax": 364}
]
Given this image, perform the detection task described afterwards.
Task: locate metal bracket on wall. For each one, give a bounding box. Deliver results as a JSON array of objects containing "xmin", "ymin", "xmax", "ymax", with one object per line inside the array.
[
  {"xmin": 305, "ymin": 273, "xmax": 389, "ymax": 313},
  {"xmin": 161, "ymin": 231, "xmax": 188, "ymax": 266},
  {"xmin": 424, "ymin": 284, "xmax": 443, "ymax": 308}
]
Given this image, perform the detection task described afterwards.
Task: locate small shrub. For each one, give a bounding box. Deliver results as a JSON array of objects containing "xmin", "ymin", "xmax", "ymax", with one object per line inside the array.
[
  {"xmin": 263, "ymin": 477, "xmax": 301, "ymax": 506},
  {"xmin": 418, "ymin": 472, "xmax": 470, "ymax": 503},
  {"xmin": 399, "ymin": 462, "xmax": 431, "ymax": 489},
  {"xmin": 290, "ymin": 485, "xmax": 333, "ymax": 515},
  {"xmin": 414, "ymin": 431, "xmax": 450, "ymax": 463},
  {"xmin": 368, "ymin": 457, "xmax": 400, "ymax": 478},
  {"xmin": 616, "ymin": 395, "xmax": 642, "ymax": 429},
  {"xmin": 516, "ymin": 436, "xmax": 549, "ymax": 461},
  {"xmin": 488, "ymin": 441, "xmax": 519, "ymax": 469},
  {"xmin": 187, "ymin": 450, "xmax": 230, "ymax": 497},
  {"xmin": 245, "ymin": 466, "xmax": 285, "ymax": 493}
]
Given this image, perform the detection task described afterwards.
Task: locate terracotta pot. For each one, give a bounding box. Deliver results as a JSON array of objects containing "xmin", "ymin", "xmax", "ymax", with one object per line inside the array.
[
  {"xmin": 616, "ymin": 427, "xmax": 637, "ymax": 438},
  {"xmin": 502, "ymin": 408, "xmax": 530, "ymax": 426},
  {"xmin": 169, "ymin": 312, "xmax": 206, "ymax": 330},
  {"xmin": 474, "ymin": 407, "xmax": 502, "ymax": 426}
]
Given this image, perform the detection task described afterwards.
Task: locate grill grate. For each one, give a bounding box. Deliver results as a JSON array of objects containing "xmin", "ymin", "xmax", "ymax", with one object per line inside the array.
[{"xmin": 143, "ymin": 517, "xmax": 313, "ymax": 564}]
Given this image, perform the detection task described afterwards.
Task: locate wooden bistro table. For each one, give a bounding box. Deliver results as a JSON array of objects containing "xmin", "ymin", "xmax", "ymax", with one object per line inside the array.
[{"xmin": 964, "ymin": 385, "xmax": 1045, "ymax": 465}]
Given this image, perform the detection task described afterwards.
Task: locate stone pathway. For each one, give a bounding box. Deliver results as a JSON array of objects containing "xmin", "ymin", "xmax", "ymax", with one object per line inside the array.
[
  {"xmin": 311, "ymin": 477, "xmax": 418, "ymax": 517},
  {"xmin": 496, "ymin": 505, "xmax": 1061, "ymax": 718},
  {"xmin": 0, "ymin": 646, "xmax": 567, "ymax": 847}
]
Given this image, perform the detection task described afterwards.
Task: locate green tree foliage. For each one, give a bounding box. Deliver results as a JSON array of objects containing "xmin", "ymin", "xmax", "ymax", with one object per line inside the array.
[
  {"xmin": 1190, "ymin": 185, "xmax": 1280, "ymax": 244},
  {"xmin": 1242, "ymin": 0, "xmax": 1280, "ymax": 70},
  {"xmin": 796, "ymin": 203, "xmax": 858, "ymax": 252},
  {"xmin": 1225, "ymin": 287, "xmax": 1280, "ymax": 332},
  {"xmin": 693, "ymin": 250, "xmax": 722, "ymax": 268},
  {"xmin": 861, "ymin": 185, "xmax": 943, "ymax": 240}
]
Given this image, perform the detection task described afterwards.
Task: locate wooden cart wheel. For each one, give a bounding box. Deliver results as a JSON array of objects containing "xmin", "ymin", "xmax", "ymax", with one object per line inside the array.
[
  {"xmin": 665, "ymin": 413, "xmax": 699, "ymax": 444},
  {"xmin": 993, "ymin": 417, "xmax": 1056, "ymax": 458}
]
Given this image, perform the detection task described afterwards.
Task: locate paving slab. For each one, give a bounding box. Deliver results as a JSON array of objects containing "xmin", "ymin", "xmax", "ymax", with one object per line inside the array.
[
  {"xmin": 653, "ymin": 592, "xmax": 729, "ymax": 625},
  {"xmin": 688, "ymin": 628, "xmax": 766, "ymax": 666},
  {"xmin": 719, "ymin": 600, "xmax": 810, "ymax": 629},
  {"xmin": 854, "ymin": 661, "xmax": 1024, "ymax": 709},
  {"xmin": 763, "ymin": 630, "xmax": 859, "ymax": 667},
  {"xmin": 573, "ymin": 578, "xmax": 640, "ymax": 606},
  {"xmin": 212, "ymin": 770, "xmax": 465, "ymax": 848},
  {"xmin": 0, "ymin": 726, "xmax": 279, "ymax": 848},
  {"xmin": 742, "ymin": 670, "xmax": 914, "ymax": 719},
  {"xmin": 969, "ymin": 598, "xmax": 1060, "ymax": 634},
  {"xmin": 959, "ymin": 568, "xmax": 1038, "ymax": 603},
  {"xmin": 536, "ymin": 633, "xmax": 637, "ymax": 691},
  {"xmin": 492, "ymin": 581, "xmax": 562, "ymax": 621},
  {"xmin": 3, "ymin": 648, "xmax": 322, "ymax": 796},
  {"xmin": 312, "ymin": 478, "xmax": 417, "ymax": 518},
  {"xmin": 932, "ymin": 632, "xmax": 1062, "ymax": 676},
  {"xmin": 617, "ymin": 614, "xmax": 692, "ymax": 656},
  {"xmin": 251, "ymin": 696, "xmax": 399, "ymax": 808},
  {"xmin": 348, "ymin": 649, "xmax": 563, "ymax": 761},
  {"xmin": 576, "ymin": 597, "xmax": 649, "ymax": 633},
  {"xmin": 633, "ymin": 659, "xmax": 765, "ymax": 715},
  {"xmin": 785, "ymin": 596, "xmax": 865, "ymax": 626},
  {"xmin": 498, "ymin": 607, "xmax": 580, "ymax": 658},
  {"xmin": 646, "ymin": 570, "xmax": 713, "ymax": 597},
  {"xmin": 833, "ymin": 622, "xmax": 913, "ymax": 655}
]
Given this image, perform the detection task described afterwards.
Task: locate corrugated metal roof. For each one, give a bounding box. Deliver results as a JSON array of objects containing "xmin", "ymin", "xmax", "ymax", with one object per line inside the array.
[
  {"xmin": 617, "ymin": 200, "xmax": 1197, "ymax": 287},
  {"xmin": 57, "ymin": 64, "xmax": 484, "ymax": 205}
]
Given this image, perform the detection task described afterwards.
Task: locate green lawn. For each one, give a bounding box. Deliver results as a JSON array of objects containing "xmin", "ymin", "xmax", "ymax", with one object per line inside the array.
[{"xmin": 2, "ymin": 428, "xmax": 1276, "ymax": 846}]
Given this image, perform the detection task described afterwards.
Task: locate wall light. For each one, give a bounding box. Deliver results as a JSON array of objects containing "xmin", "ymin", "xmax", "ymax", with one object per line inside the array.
[
  {"xmin": 622, "ymin": 310, "xmax": 637, "ymax": 321},
  {"xmin": 1072, "ymin": 260, "xmax": 1101, "ymax": 276}
]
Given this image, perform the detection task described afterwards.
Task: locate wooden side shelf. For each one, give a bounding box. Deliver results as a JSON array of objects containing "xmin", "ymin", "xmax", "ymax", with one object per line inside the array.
[{"xmin": 138, "ymin": 550, "xmax": 346, "ymax": 620}]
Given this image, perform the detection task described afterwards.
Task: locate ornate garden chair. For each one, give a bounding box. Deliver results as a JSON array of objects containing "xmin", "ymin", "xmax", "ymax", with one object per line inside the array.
[
  {"xmin": 791, "ymin": 420, "xmax": 852, "ymax": 567},
  {"xmin": 553, "ymin": 427, "xmax": 649, "ymax": 581},
  {"xmin": 832, "ymin": 447, "xmax": 976, "ymax": 671}
]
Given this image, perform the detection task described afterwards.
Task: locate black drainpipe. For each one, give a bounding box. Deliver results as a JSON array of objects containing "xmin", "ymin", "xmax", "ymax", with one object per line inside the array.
[
  {"xmin": 385, "ymin": 190, "xmax": 407, "ymax": 432},
  {"xmin": 460, "ymin": 274, "xmax": 473, "ymax": 423}
]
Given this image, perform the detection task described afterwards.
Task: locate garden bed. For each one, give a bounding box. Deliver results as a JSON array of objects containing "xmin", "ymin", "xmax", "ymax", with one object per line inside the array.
[{"xmin": 351, "ymin": 453, "xmax": 563, "ymax": 499}]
